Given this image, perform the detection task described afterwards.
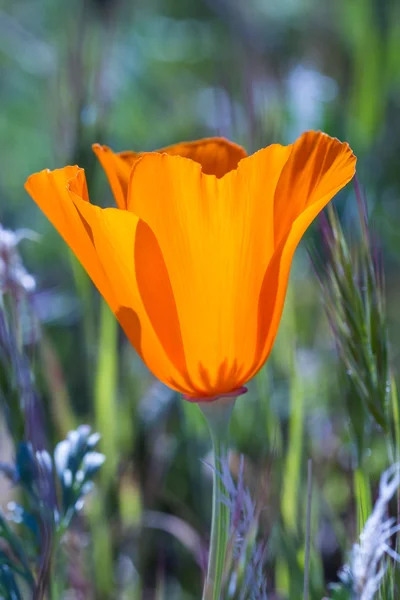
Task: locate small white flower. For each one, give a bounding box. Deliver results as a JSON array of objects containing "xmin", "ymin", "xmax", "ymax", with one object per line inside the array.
[{"xmin": 341, "ymin": 463, "xmax": 400, "ymax": 600}]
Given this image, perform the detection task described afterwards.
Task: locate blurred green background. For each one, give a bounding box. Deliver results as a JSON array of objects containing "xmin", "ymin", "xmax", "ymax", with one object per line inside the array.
[{"xmin": 1, "ymin": 0, "xmax": 400, "ymax": 598}]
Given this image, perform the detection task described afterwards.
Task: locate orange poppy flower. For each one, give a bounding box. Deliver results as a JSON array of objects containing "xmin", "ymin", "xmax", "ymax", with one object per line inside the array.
[{"xmin": 25, "ymin": 132, "xmax": 356, "ymax": 401}]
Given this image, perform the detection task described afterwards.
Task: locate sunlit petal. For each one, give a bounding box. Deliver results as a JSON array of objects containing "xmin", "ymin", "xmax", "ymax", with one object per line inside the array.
[{"xmin": 127, "ymin": 144, "xmax": 292, "ymax": 396}]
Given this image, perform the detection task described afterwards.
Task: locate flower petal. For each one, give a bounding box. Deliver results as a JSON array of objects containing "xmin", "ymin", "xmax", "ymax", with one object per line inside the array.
[
  {"xmin": 250, "ymin": 131, "xmax": 357, "ymax": 376},
  {"xmin": 93, "ymin": 137, "xmax": 247, "ymax": 209},
  {"xmin": 25, "ymin": 167, "xmax": 189, "ymax": 392},
  {"xmin": 150, "ymin": 137, "xmax": 248, "ymax": 177},
  {"xmin": 24, "ymin": 167, "xmax": 113, "ymax": 307},
  {"xmin": 273, "ymin": 131, "xmax": 356, "ymax": 246},
  {"xmin": 127, "ymin": 144, "xmax": 292, "ymax": 396},
  {"xmin": 65, "ymin": 197, "xmax": 190, "ymax": 393},
  {"xmin": 92, "ymin": 145, "xmax": 134, "ymax": 210}
]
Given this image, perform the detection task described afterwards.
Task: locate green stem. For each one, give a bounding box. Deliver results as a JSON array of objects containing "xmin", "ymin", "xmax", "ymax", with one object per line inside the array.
[
  {"xmin": 206, "ymin": 430, "xmax": 230, "ymax": 600},
  {"xmin": 354, "ymin": 465, "xmax": 372, "ymax": 534},
  {"xmin": 199, "ymin": 396, "xmax": 236, "ymax": 600}
]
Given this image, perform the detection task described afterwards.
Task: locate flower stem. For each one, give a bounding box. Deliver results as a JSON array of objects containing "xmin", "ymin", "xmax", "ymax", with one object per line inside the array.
[{"xmin": 199, "ymin": 396, "xmax": 236, "ymax": 600}]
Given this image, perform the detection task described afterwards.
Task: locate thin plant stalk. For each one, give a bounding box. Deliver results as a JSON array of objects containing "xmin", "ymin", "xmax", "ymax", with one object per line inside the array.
[
  {"xmin": 199, "ymin": 396, "xmax": 236, "ymax": 600},
  {"xmin": 207, "ymin": 432, "xmax": 230, "ymax": 600},
  {"xmin": 354, "ymin": 465, "xmax": 372, "ymax": 534},
  {"xmin": 280, "ymin": 284, "xmax": 304, "ymax": 534},
  {"xmin": 303, "ymin": 459, "xmax": 312, "ymax": 600}
]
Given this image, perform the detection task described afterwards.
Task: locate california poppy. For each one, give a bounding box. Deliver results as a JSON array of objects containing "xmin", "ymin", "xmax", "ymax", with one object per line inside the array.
[{"xmin": 25, "ymin": 132, "xmax": 356, "ymax": 400}]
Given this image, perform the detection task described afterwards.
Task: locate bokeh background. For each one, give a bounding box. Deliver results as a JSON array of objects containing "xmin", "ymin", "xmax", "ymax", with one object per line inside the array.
[{"xmin": 1, "ymin": 0, "xmax": 400, "ymax": 598}]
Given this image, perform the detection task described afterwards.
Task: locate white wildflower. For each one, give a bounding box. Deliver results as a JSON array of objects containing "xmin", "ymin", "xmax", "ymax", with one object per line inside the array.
[
  {"xmin": 0, "ymin": 224, "xmax": 37, "ymax": 295},
  {"xmin": 341, "ymin": 463, "xmax": 400, "ymax": 600}
]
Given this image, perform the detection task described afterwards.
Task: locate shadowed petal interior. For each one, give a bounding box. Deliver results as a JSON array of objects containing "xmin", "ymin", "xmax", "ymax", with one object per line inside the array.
[{"xmin": 93, "ymin": 137, "xmax": 248, "ymax": 210}]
